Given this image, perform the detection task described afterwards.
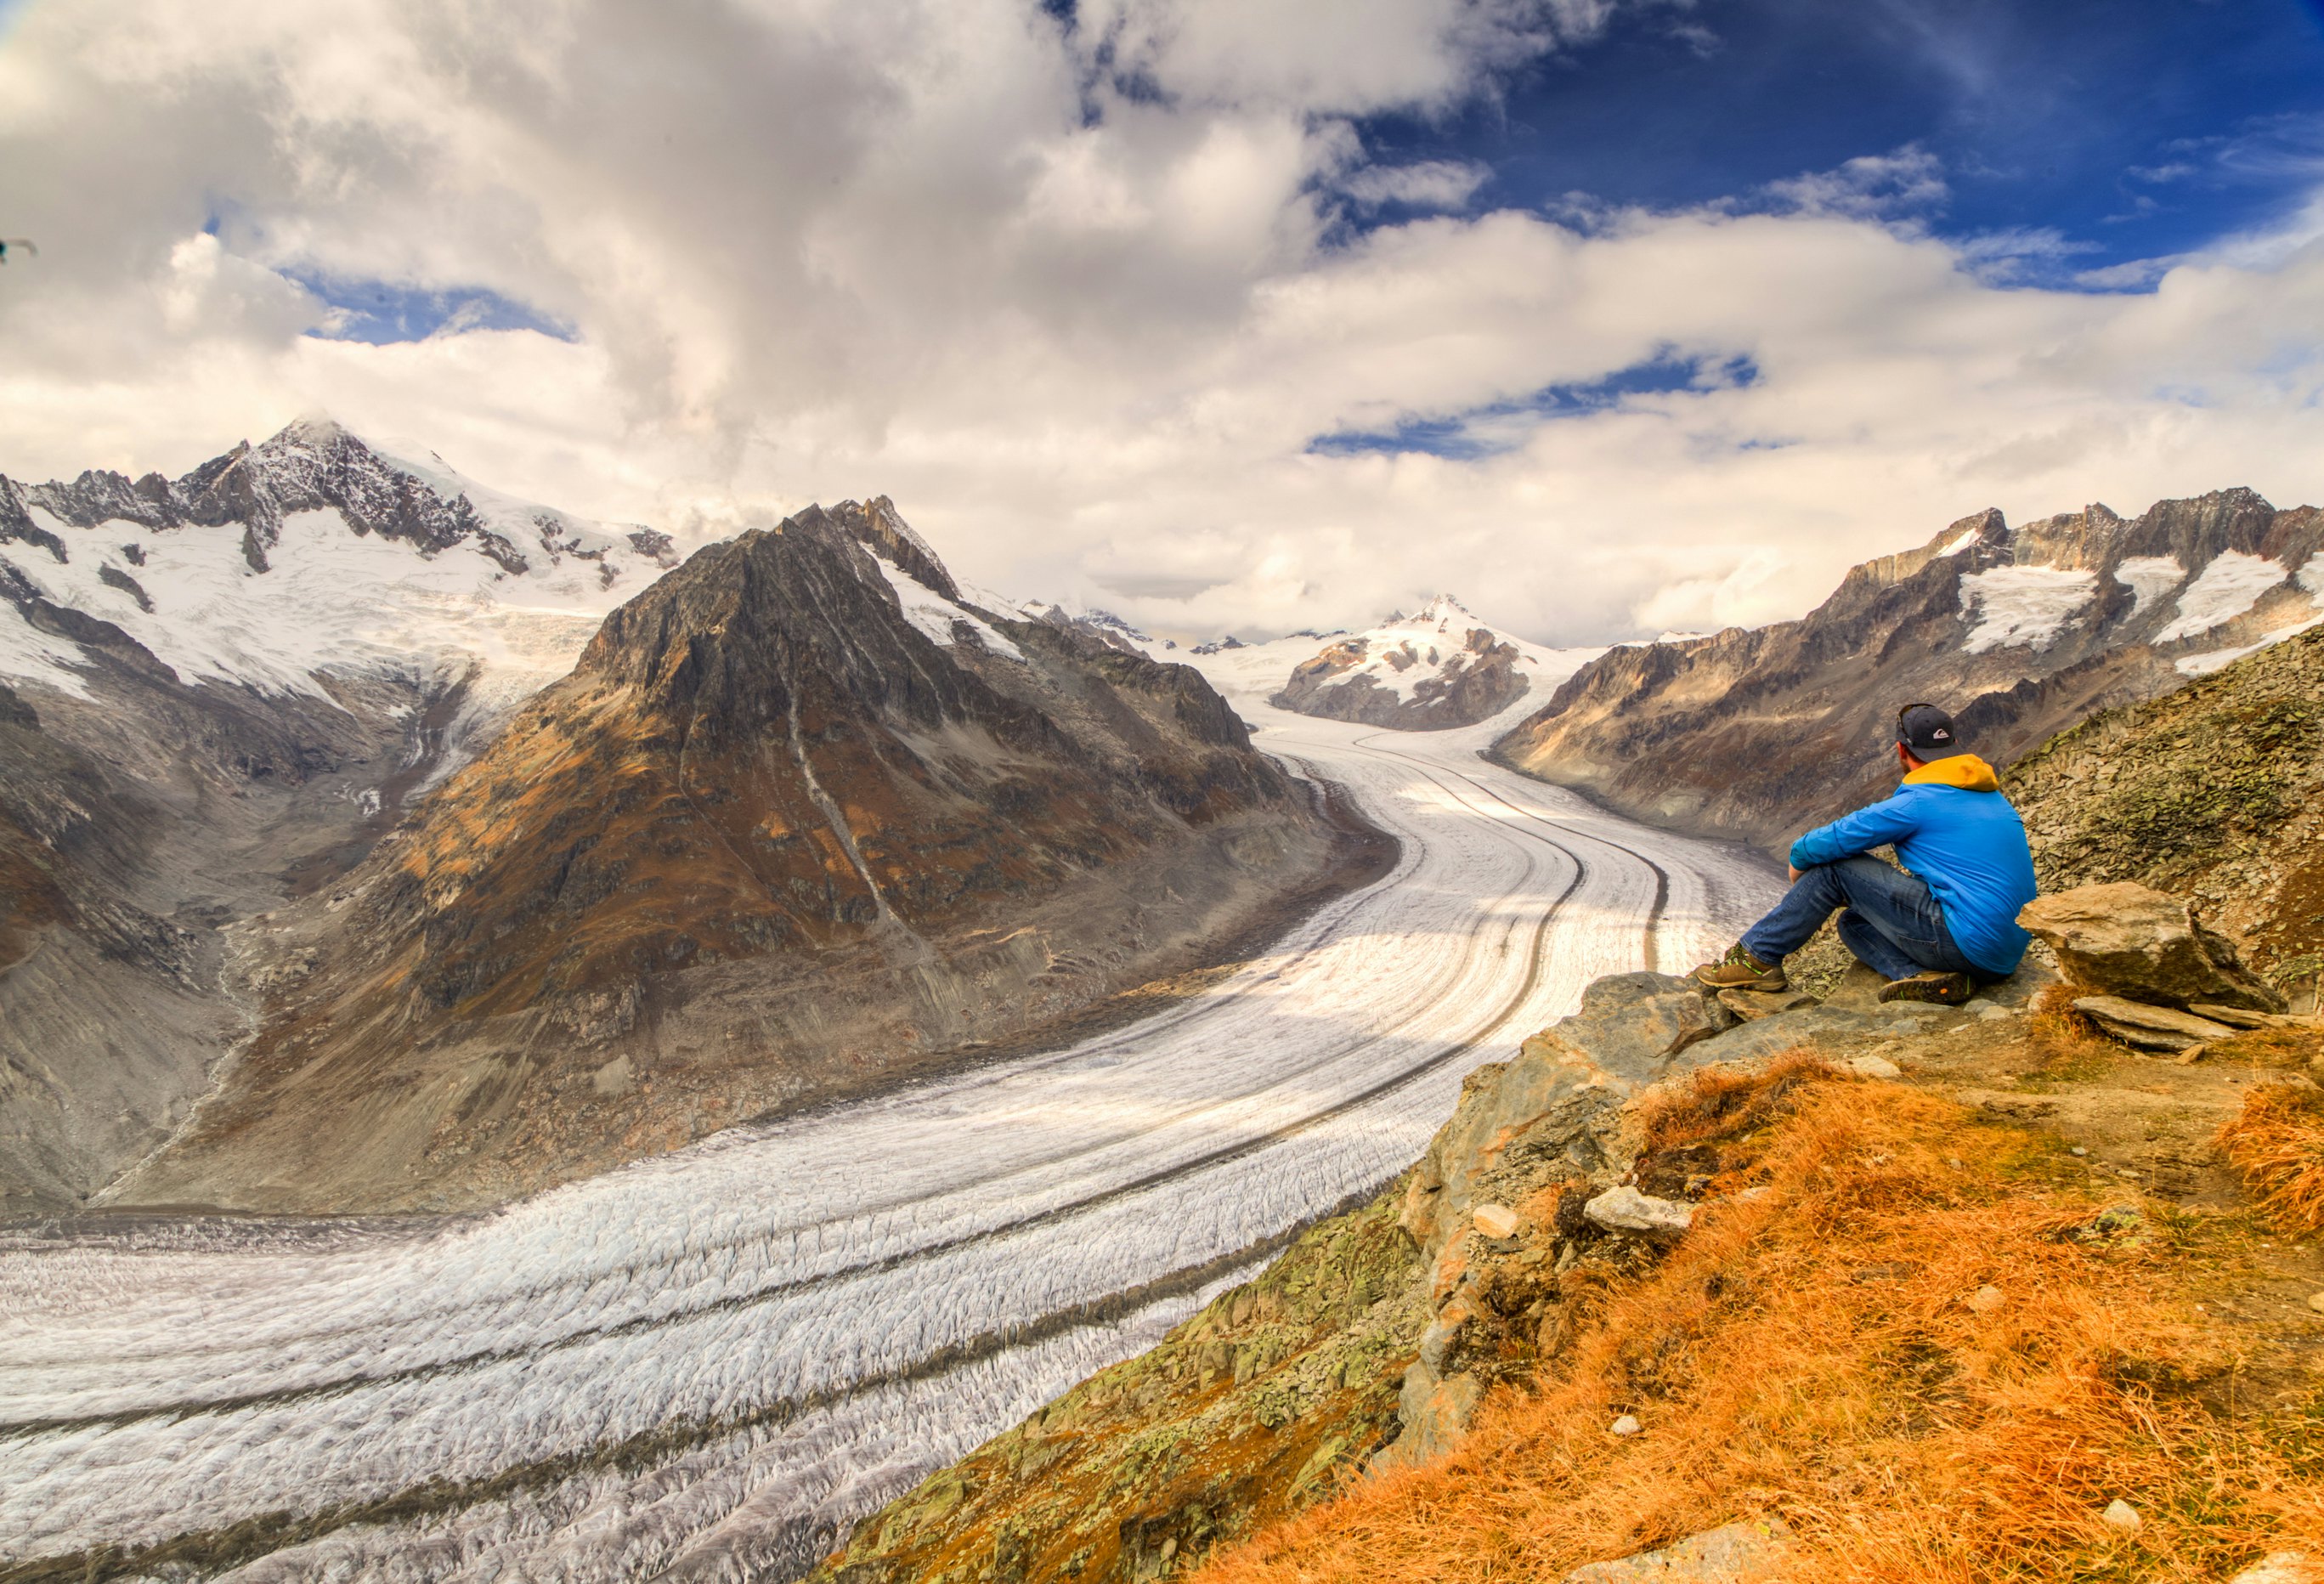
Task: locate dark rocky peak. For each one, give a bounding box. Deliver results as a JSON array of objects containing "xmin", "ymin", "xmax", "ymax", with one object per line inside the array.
[
  {"xmin": 2, "ymin": 416, "xmax": 531, "ymax": 574},
  {"xmin": 2118, "ymin": 487, "xmax": 2281, "ymax": 569},
  {"xmin": 0, "ymin": 476, "xmax": 65, "ymax": 561},
  {"xmin": 828, "ymin": 494, "xmax": 960, "ymax": 602},
  {"xmin": 25, "ymin": 468, "xmax": 184, "ymax": 530},
  {"xmin": 575, "ymin": 506, "xmax": 996, "ymax": 744},
  {"xmin": 206, "ymin": 415, "xmax": 525, "ymax": 571}
]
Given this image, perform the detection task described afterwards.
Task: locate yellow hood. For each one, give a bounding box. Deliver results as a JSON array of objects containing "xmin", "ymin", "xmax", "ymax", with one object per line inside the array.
[{"xmin": 1903, "ymin": 753, "xmax": 1999, "ymax": 792}]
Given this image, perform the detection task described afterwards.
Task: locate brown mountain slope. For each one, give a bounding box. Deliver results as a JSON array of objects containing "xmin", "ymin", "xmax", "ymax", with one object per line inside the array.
[
  {"xmin": 110, "ymin": 506, "xmax": 1359, "ymax": 1213},
  {"xmin": 1490, "ymin": 490, "xmax": 2323, "ymax": 854}
]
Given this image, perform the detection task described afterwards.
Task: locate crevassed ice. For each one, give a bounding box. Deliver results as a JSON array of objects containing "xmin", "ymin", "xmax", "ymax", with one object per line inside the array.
[
  {"xmin": 1958, "ymin": 564, "xmax": 2099, "ymax": 654},
  {"xmin": 2112, "ymin": 556, "xmax": 2186, "ymax": 619},
  {"xmin": 2152, "ymin": 550, "xmax": 2287, "ymax": 645}
]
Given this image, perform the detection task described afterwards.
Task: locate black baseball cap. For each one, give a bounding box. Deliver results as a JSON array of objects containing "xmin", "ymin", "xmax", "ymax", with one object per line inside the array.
[{"xmin": 1896, "ymin": 703, "xmax": 1965, "ymax": 760}]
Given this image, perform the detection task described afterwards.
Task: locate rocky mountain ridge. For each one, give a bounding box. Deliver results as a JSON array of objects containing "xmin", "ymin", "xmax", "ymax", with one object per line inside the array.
[
  {"xmin": 99, "ymin": 500, "xmax": 1362, "ymax": 1213},
  {"xmin": 1491, "ymin": 489, "xmax": 2324, "ymax": 852},
  {"xmin": 1269, "ymin": 596, "xmax": 1552, "ymax": 731}
]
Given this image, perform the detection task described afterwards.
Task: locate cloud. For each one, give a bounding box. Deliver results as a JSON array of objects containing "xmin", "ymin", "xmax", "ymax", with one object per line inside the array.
[
  {"xmin": 0, "ymin": 0, "xmax": 2318, "ymax": 653},
  {"xmin": 1338, "ymin": 159, "xmax": 1491, "ymax": 212},
  {"xmin": 1761, "ymin": 144, "xmax": 1949, "ymax": 220},
  {"xmin": 1068, "ymin": 0, "xmax": 1628, "ymax": 114}
]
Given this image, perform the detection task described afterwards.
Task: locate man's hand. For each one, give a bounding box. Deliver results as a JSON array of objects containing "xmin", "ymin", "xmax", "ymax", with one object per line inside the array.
[{"xmin": 1788, "ymin": 863, "xmax": 1803, "ymax": 883}]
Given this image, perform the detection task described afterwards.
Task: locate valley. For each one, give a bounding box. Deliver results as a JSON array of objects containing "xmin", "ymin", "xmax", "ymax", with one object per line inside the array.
[{"xmin": 0, "ymin": 687, "xmax": 1775, "ymax": 1582}]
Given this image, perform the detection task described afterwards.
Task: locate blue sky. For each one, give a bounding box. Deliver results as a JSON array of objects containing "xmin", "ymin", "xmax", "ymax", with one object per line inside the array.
[{"xmin": 1355, "ymin": 0, "xmax": 2324, "ymax": 276}]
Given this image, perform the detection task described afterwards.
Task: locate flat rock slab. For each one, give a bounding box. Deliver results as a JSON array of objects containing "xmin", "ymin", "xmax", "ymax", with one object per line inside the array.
[
  {"xmin": 1716, "ymin": 987, "xmax": 1819, "ymax": 1021},
  {"xmin": 1684, "ymin": 1004, "xmax": 1893, "ymax": 1066},
  {"xmin": 2075, "ymin": 994, "xmax": 2238, "ymax": 1051},
  {"xmin": 1545, "ymin": 971, "xmax": 1737, "ymax": 1071}
]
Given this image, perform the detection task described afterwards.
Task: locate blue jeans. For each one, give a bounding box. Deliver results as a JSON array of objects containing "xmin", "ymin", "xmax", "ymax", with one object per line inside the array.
[{"xmin": 1741, "ymin": 856, "xmax": 1982, "ymax": 983}]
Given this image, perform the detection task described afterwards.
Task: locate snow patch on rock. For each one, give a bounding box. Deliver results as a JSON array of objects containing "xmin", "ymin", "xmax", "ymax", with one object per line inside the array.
[
  {"xmin": 2112, "ymin": 555, "xmax": 2186, "ymax": 618},
  {"xmin": 1959, "ymin": 564, "xmax": 2099, "ymax": 654},
  {"xmin": 869, "ymin": 554, "xmax": 1026, "ymax": 661},
  {"xmin": 2152, "ymin": 550, "xmax": 2287, "ymax": 644}
]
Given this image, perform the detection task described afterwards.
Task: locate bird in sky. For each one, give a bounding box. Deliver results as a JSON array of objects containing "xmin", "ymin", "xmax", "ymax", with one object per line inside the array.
[{"xmin": 0, "ymin": 240, "xmax": 37, "ymax": 263}]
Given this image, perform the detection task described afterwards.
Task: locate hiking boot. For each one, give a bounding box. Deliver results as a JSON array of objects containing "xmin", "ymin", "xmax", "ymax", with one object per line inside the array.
[
  {"xmin": 1692, "ymin": 943, "xmax": 1787, "ymax": 993},
  {"xmin": 1877, "ymin": 970, "xmax": 1971, "ymax": 1007}
]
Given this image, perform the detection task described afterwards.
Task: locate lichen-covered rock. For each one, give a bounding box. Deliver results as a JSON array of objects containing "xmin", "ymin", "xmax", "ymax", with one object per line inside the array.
[
  {"xmin": 1372, "ymin": 1368, "xmax": 1485, "ymax": 1474},
  {"xmin": 2019, "ymin": 881, "xmax": 2286, "ymax": 1013},
  {"xmin": 2006, "ymin": 621, "xmax": 2324, "ymax": 1001}
]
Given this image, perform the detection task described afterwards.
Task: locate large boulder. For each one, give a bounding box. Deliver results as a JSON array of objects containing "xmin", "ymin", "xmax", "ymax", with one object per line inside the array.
[{"xmin": 2017, "ymin": 883, "xmax": 2286, "ymax": 1014}]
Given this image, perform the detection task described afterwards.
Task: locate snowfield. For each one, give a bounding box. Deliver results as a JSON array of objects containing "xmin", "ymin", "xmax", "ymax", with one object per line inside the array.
[
  {"xmin": 0, "ymin": 653, "xmax": 1777, "ymax": 1581},
  {"xmin": 1957, "ymin": 563, "xmax": 2099, "ymax": 654}
]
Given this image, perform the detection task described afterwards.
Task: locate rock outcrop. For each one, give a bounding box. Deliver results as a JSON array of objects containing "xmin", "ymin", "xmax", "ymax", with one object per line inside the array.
[
  {"xmin": 1492, "ymin": 491, "xmax": 2324, "ymax": 853},
  {"xmin": 105, "ymin": 504, "xmax": 1363, "ymax": 1213},
  {"xmin": 1271, "ymin": 596, "xmax": 1544, "ymax": 730},
  {"xmin": 1561, "ymin": 1518, "xmax": 1793, "ymax": 1583}
]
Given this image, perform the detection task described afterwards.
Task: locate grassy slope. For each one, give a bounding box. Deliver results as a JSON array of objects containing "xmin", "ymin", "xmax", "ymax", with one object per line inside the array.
[{"xmin": 1200, "ymin": 1047, "xmax": 2324, "ymax": 1584}]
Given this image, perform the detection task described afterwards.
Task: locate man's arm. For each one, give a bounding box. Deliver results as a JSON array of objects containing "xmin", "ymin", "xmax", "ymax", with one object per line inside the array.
[{"xmin": 1788, "ymin": 793, "xmax": 1921, "ymax": 872}]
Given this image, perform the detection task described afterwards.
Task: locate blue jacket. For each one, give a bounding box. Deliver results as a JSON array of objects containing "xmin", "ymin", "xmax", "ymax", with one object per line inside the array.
[{"xmin": 1789, "ymin": 754, "xmax": 2038, "ymax": 976}]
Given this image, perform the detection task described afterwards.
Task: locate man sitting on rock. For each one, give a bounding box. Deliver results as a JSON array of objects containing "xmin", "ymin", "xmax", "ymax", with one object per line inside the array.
[{"xmin": 1694, "ymin": 703, "xmax": 2038, "ymax": 1006}]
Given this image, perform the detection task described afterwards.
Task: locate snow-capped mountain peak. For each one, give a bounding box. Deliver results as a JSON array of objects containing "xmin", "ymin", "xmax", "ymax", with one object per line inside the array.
[
  {"xmin": 0, "ymin": 419, "xmax": 685, "ymax": 746},
  {"xmin": 1384, "ymin": 593, "xmax": 1482, "ymax": 633},
  {"xmin": 1269, "ymin": 595, "xmax": 1594, "ymax": 731}
]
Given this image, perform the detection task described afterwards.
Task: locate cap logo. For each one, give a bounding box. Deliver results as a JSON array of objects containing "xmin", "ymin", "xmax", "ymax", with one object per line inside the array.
[{"xmin": 1932, "ymin": 728, "xmax": 1949, "ymax": 740}]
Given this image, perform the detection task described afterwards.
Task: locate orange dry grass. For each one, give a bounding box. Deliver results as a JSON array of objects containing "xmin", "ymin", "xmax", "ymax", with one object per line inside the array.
[
  {"xmin": 2026, "ymin": 982, "xmax": 2110, "ymax": 1057},
  {"xmin": 1197, "ymin": 1076, "xmax": 2324, "ymax": 1584},
  {"xmin": 2219, "ymin": 1081, "xmax": 2324, "ymax": 1236}
]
